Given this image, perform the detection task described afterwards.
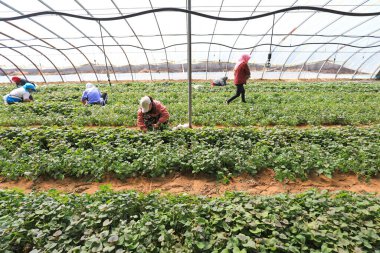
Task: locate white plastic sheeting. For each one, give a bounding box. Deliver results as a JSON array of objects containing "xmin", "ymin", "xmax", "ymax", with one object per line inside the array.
[{"xmin": 0, "ymin": 0, "xmax": 379, "ymax": 82}]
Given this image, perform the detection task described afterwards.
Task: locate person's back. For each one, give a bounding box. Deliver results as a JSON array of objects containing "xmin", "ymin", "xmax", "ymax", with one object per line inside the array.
[
  {"xmin": 3, "ymin": 83, "xmax": 35, "ymax": 104},
  {"xmin": 212, "ymin": 77, "xmax": 228, "ymax": 87},
  {"xmin": 81, "ymin": 83, "xmax": 107, "ymax": 105}
]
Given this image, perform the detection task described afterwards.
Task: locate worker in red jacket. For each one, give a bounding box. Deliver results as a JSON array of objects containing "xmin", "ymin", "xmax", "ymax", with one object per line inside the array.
[
  {"xmin": 137, "ymin": 96, "xmax": 170, "ymax": 132},
  {"xmin": 226, "ymin": 54, "xmax": 251, "ymax": 104}
]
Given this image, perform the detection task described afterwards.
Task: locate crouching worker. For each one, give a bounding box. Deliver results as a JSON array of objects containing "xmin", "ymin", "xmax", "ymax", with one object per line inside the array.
[
  {"xmin": 211, "ymin": 76, "xmax": 228, "ymax": 87},
  {"xmin": 81, "ymin": 83, "xmax": 108, "ymax": 106},
  {"xmin": 3, "ymin": 83, "xmax": 36, "ymax": 105},
  {"xmin": 137, "ymin": 96, "xmax": 170, "ymax": 132},
  {"xmin": 12, "ymin": 76, "xmax": 37, "ymax": 88}
]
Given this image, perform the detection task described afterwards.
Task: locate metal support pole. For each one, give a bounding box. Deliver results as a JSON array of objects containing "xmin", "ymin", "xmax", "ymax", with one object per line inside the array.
[{"xmin": 187, "ymin": 0, "xmax": 192, "ymax": 128}]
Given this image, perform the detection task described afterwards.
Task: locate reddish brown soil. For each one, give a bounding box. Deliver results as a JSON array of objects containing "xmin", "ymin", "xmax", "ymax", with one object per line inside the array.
[{"xmin": 1, "ymin": 169, "xmax": 379, "ymax": 196}]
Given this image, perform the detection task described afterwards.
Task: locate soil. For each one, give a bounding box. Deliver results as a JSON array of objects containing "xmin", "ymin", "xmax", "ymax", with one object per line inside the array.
[{"xmin": 1, "ymin": 169, "xmax": 379, "ymax": 196}]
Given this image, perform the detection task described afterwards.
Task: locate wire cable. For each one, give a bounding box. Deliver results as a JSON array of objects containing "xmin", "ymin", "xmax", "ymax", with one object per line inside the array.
[
  {"xmin": 0, "ymin": 6, "xmax": 379, "ymax": 22},
  {"xmin": 1, "ymin": 41, "xmax": 380, "ymax": 52}
]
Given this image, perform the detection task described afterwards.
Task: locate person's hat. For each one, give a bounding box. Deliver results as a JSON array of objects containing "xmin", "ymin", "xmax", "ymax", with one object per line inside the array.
[
  {"xmin": 12, "ymin": 76, "xmax": 21, "ymax": 82},
  {"xmin": 140, "ymin": 96, "xmax": 152, "ymax": 113},
  {"xmin": 23, "ymin": 83, "xmax": 36, "ymax": 91},
  {"xmin": 86, "ymin": 83, "xmax": 95, "ymax": 89}
]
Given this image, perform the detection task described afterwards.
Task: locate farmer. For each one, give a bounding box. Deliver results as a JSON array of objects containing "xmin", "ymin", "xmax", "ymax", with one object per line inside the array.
[
  {"xmin": 137, "ymin": 96, "xmax": 170, "ymax": 132},
  {"xmin": 226, "ymin": 54, "xmax": 251, "ymax": 104},
  {"xmin": 81, "ymin": 83, "xmax": 108, "ymax": 106},
  {"xmin": 3, "ymin": 83, "xmax": 36, "ymax": 105},
  {"xmin": 211, "ymin": 76, "xmax": 228, "ymax": 87},
  {"xmin": 11, "ymin": 76, "xmax": 37, "ymax": 88}
]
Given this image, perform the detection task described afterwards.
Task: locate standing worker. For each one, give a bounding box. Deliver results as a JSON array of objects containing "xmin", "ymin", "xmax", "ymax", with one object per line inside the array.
[
  {"xmin": 3, "ymin": 83, "xmax": 36, "ymax": 105},
  {"xmin": 137, "ymin": 96, "xmax": 170, "ymax": 132},
  {"xmin": 81, "ymin": 83, "xmax": 108, "ymax": 106},
  {"xmin": 226, "ymin": 54, "xmax": 251, "ymax": 104}
]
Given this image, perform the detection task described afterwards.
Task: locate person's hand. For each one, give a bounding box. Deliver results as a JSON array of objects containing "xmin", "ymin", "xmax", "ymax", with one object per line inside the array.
[{"xmin": 153, "ymin": 123, "xmax": 160, "ymax": 129}]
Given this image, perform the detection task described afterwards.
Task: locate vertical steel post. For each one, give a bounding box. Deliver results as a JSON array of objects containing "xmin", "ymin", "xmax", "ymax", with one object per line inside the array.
[{"xmin": 187, "ymin": 0, "xmax": 192, "ymax": 128}]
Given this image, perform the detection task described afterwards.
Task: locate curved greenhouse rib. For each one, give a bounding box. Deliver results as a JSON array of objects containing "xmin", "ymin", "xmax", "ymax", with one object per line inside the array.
[
  {"xmin": 278, "ymin": 0, "xmax": 333, "ymax": 79},
  {"xmin": 4, "ymin": 21, "xmax": 81, "ymax": 82},
  {"xmin": 0, "ymin": 1, "xmax": 83, "ymax": 82},
  {"xmin": 205, "ymin": 0, "xmax": 225, "ymax": 80},
  {"xmin": 332, "ymin": 28, "xmax": 380, "ymax": 79},
  {"xmin": 279, "ymin": 0, "xmax": 367, "ymax": 79},
  {"xmin": 370, "ymin": 63, "xmax": 380, "ymax": 78},
  {"xmin": 110, "ymin": 0, "xmax": 152, "ymax": 80},
  {"xmin": 37, "ymin": 0, "xmax": 119, "ymax": 82},
  {"xmin": 298, "ymin": 17, "xmax": 377, "ymax": 79},
  {"xmin": 352, "ymin": 50, "xmax": 380, "ymax": 78},
  {"xmin": 0, "ymin": 67, "xmax": 11, "ymax": 82},
  {"xmin": 0, "ymin": 31, "xmax": 64, "ymax": 82},
  {"xmin": 74, "ymin": 0, "xmax": 132, "ymax": 80},
  {"xmin": 149, "ymin": 0, "xmax": 170, "ymax": 79},
  {"xmin": 0, "ymin": 54, "xmax": 28, "ymax": 80},
  {"xmin": 318, "ymin": 24, "xmax": 380, "ymax": 78},
  {"xmin": 224, "ymin": 0, "xmax": 263, "ymax": 77},
  {"xmin": 0, "ymin": 42, "xmax": 46, "ymax": 82}
]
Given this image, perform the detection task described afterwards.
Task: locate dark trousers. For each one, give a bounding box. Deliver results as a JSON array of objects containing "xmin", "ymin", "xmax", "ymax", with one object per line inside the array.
[{"xmin": 227, "ymin": 84, "xmax": 246, "ymax": 103}]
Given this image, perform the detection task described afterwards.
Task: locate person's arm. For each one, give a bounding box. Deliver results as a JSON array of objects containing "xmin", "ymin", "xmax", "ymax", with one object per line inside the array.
[
  {"xmin": 81, "ymin": 91, "xmax": 88, "ymax": 105},
  {"xmin": 137, "ymin": 109, "xmax": 147, "ymax": 131},
  {"xmin": 156, "ymin": 102, "xmax": 170, "ymax": 125},
  {"xmin": 244, "ymin": 64, "xmax": 251, "ymax": 80},
  {"xmin": 22, "ymin": 92, "xmax": 32, "ymax": 102}
]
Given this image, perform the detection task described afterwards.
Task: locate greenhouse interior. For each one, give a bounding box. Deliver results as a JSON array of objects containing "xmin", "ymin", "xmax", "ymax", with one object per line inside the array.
[{"xmin": 0, "ymin": 1, "xmax": 379, "ymax": 252}]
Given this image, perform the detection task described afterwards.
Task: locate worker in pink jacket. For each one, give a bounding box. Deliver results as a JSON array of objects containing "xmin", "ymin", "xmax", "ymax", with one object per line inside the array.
[
  {"xmin": 137, "ymin": 96, "xmax": 170, "ymax": 132},
  {"xmin": 226, "ymin": 54, "xmax": 251, "ymax": 104}
]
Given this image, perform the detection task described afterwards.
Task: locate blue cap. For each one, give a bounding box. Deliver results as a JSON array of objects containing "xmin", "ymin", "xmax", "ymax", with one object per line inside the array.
[{"xmin": 23, "ymin": 83, "xmax": 36, "ymax": 91}]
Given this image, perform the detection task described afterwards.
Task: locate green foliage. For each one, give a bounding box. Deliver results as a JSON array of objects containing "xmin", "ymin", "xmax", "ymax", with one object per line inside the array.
[
  {"xmin": 0, "ymin": 190, "xmax": 379, "ymax": 252},
  {"xmin": 0, "ymin": 126, "xmax": 378, "ymax": 181},
  {"xmin": 0, "ymin": 81, "xmax": 379, "ymax": 127}
]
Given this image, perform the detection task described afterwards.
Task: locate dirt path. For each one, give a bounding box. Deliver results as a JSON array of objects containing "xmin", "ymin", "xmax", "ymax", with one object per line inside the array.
[{"xmin": 1, "ymin": 170, "xmax": 379, "ymax": 196}]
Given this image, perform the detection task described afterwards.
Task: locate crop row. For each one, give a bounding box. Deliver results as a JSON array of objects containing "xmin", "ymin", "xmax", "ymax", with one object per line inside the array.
[
  {"xmin": 0, "ymin": 189, "xmax": 379, "ymax": 253},
  {"xmin": 0, "ymin": 81, "xmax": 379, "ymax": 126},
  {"xmin": 1, "ymin": 126, "xmax": 378, "ymax": 181}
]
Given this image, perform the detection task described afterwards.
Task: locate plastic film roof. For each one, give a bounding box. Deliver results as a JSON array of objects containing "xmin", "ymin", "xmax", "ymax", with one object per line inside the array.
[{"xmin": 0, "ymin": 0, "xmax": 380, "ymax": 82}]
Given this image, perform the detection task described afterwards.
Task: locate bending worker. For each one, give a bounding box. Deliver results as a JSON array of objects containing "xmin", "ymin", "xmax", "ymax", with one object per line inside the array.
[
  {"xmin": 137, "ymin": 96, "xmax": 170, "ymax": 132},
  {"xmin": 211, "ymin": 76, "xmax": 228, "ymax": 87},
  {"xmin": 81, "ymin": 83, "xmax": 108, "ymax": 106},
  {"xmin": 3, "ymin": 83, "xmax": 36, "ymax": 105},
  {"xmin": 12, "ymin": 76, "xmax": 37, "ymax": 88}
]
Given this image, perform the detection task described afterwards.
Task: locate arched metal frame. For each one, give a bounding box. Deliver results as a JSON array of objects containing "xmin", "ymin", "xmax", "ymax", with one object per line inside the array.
[
  {"xmin": 353, "ymin": 50, "xmax": 380, "ymax": 78},
  {"xmin": 0, "ymin": 41, "xmax": 47, "ymax": 82},
  {"xmin": 0, "ymin": 31, "xmax": 64, "ymax": 82},
  {"xmin": 278, "ymin": 0, "xmax": 366, "ymax": 79},
  {"xmin": 0, "ymin": 67, "xmax": 11, "ymax": 82},
  {"xmin": 205, "ymin": 0, "xmax": 224, "ymax": 80},
  {"xmin": 148, "ymin": 0, "xmax": 170, "ymax": 80},
  {"xmin": 333, "ymin": 27, "xmax": 380, "ymax": 79},
  {"xmin": 370, "ymin": 62, "xmax": 380, "ymax": 78},
  {"xmin": 249, "ymin": 0, "xmax": 299, "ymax": 79},
  {"xmin": 225, "ymin": 0, "xmax": 264, "ymax": 77},
  {"xmin": 0, "ymin": 53, "xmax": 28, "ymax": 80},
  {"xmin": 73, "ymin": 0, "xmax": 132, "ymax": 81},
  {"xmin": 5, "ymin": 21, "xmax": 78, "ymax": 82},
  {"xmin": 37, "ymin": 0, "xmax": 119, "ymax": 82},
  {"xmin": 0, "ymin": 0, "xmax": 84, "ymax": 82},
  {"xmin": 110, "ymin": 0, "xmax": 152, "ymax": 81},
  {"xmin": 299, "ymin": 17, "xmax": 376, "ymax": 78},
  {"xmin": 0, "ymin": 2, "xmax": 379, "ymax": 81}
]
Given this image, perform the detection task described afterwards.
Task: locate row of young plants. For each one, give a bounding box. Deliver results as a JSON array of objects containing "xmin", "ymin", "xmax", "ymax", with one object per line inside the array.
[
  {"xmin": 0, "ymin": 189, "xmax": 379, "ymax": 253},
  {"xmin": 0, "ymin": 126, "xmax": 378, "ymax": 182},
  {"xmin": 0, "ymin": 81, "xmax": 379, "ymax": 126}
]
